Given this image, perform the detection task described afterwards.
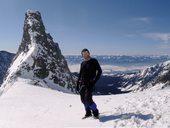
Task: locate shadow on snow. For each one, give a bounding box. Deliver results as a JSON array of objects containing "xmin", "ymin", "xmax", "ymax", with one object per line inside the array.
[{"xmin": 99, "ymin": 112, "xmax": 154, "ymax": 122}]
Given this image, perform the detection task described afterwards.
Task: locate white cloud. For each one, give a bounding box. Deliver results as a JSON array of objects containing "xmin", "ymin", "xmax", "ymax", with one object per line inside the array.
[
  {"xmin": 160, "ymin": 43, "xmax": 170, "ymax": 49},
  {"xmin": 144, "ymin": 33, "xmax": 170, "ymax": 43},
  {"xmin": 132, "ymin": 17, "xmax": 151, "ymax": 24},
  {"xmin": 144, "ymin": 33, "xmax": 170, "ymax": 49}
]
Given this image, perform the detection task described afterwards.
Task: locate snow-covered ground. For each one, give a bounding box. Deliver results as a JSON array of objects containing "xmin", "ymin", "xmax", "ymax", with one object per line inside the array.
[{"xmin": 0, "ymin": 78, "xmax": 170, "ymax": 128}]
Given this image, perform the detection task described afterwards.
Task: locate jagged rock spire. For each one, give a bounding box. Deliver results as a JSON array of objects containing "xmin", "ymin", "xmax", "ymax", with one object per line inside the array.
[{"xmin": 2, "ymin": 10, "xmax": 75, "ymax": 92}]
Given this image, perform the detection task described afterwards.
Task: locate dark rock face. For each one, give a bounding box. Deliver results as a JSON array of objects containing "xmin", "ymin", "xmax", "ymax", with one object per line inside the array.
[
  {"xmin": 155, "ymin": 62, "xmax": 170, "ymax": 87},
  {"xmin": 0, "ymin": 51, "xmax": 15, "ymax": 85},
  {"xmin": 18, "ymin": 11, "xmax": 45, "ymax": 54},
  {"xmin": 3, "ymin": 10, "xmax": 75, "ymax": 91}
]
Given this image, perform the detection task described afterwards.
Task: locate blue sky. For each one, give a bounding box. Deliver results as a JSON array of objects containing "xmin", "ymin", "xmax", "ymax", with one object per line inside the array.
[{"xmin": 0, "ymin": 0, "xmax": 170, "ymax": 55}]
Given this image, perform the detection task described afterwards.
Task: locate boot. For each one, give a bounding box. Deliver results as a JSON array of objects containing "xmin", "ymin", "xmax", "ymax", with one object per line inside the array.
[
  {"xmin": 92, "ymin": 109, "xmax": 99, "ymax": 119},
  {"xmin": 82, "ymin": 110, "xmax": 92, "ymax": 119}
]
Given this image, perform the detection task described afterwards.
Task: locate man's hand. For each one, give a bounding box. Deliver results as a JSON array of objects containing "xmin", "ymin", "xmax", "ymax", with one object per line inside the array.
[
  {"xmin": 89, "ymin": 80, "xmax": 96, "ymax": 85},
  {"xmin": 89, "ymin": 80, "xmax": 96, "ymax": 91},
  {"xmin": 76, "ymin": 81, "xmax": 80, "ymax": 92}
]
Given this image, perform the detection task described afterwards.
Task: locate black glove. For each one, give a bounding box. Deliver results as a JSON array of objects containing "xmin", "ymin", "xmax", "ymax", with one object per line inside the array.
[
  {"xmin": 92, "ymin": 85, "xmax": 95, "ymax": 92},
  {"xmin": 89, "ymin": 80, "xmax": 96, "ymax": 85},
  {"xmin": 89, "ymin": 80, "xmax": 96, "ymax": 91},
  {"xmin": 76, "ymin": 81, "xmax": 80, "ymax": 92}
]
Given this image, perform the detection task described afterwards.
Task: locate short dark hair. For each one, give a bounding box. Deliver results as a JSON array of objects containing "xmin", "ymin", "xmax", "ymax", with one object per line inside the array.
[{"xmin": 81, "ymin": 48, "xmax": 90, "ymax": 55}]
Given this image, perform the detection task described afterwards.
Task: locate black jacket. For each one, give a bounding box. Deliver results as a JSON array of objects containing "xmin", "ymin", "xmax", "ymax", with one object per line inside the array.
[{"xmin": 77, "ymin": 58, "xmax": 102, "ymax": 85}]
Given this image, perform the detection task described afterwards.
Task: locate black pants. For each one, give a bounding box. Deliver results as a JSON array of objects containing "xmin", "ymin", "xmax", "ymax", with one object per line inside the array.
[{"xmin": 79, "ymin": 85, "xmax": 98, "ymax": 113}]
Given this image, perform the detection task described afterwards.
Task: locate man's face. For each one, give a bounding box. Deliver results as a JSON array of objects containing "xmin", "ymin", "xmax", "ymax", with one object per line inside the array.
[{"xmin": 82, "ymin": 51, "xmax": 90, "ymax": 60}]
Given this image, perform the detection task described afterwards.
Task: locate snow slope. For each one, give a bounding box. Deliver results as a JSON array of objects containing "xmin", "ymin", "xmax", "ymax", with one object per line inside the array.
[{"xmin": 0, "ymin": 78, "xmax": 169, "ymax": 128}]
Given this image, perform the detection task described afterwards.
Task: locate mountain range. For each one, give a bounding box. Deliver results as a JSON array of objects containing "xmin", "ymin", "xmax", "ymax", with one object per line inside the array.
[{"xmin": 0, "ymin": 51, "xmax": 15, "ymax": 84}]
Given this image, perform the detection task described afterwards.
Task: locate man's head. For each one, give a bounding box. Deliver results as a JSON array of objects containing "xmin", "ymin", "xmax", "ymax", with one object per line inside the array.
[{"xmin": 81, "ymin": 48, "xmax": 90, "ymax": 60}]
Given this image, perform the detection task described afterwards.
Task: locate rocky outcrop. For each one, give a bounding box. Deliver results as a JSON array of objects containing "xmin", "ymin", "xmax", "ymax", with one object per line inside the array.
[{"xmin": 1, "ymin": 10, "xmax": 75, "ymax": 92}]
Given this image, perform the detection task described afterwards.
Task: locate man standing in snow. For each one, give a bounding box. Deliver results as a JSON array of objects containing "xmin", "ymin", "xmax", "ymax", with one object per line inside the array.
[{"xmin": 76, "ymin": 48, "xmax": 102, "ymax": 119}]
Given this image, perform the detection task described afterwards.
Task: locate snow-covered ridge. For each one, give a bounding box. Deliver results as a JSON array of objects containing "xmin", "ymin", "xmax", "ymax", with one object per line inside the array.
[{"xmin": 121, "ymin": 60, "xmax": 170, "ymax": 92}]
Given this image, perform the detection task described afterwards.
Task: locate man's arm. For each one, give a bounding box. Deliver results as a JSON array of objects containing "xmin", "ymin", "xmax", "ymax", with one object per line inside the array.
[
  {"xmin": 94, "ymin": 59, "xmax": 102, "ymax": 83},
  {"xmin": 77, "ymin": 63, "xmax": 82, "ymax": 83},
  {"xmin": 76, "ymin": 63, "xmax": 82, "ymax": 92}
]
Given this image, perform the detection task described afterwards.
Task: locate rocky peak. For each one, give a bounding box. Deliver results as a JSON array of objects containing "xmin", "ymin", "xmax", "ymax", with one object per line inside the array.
[{"xmin": 1, "ymin": 10, "xmax": 75, "ymax": 93}]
